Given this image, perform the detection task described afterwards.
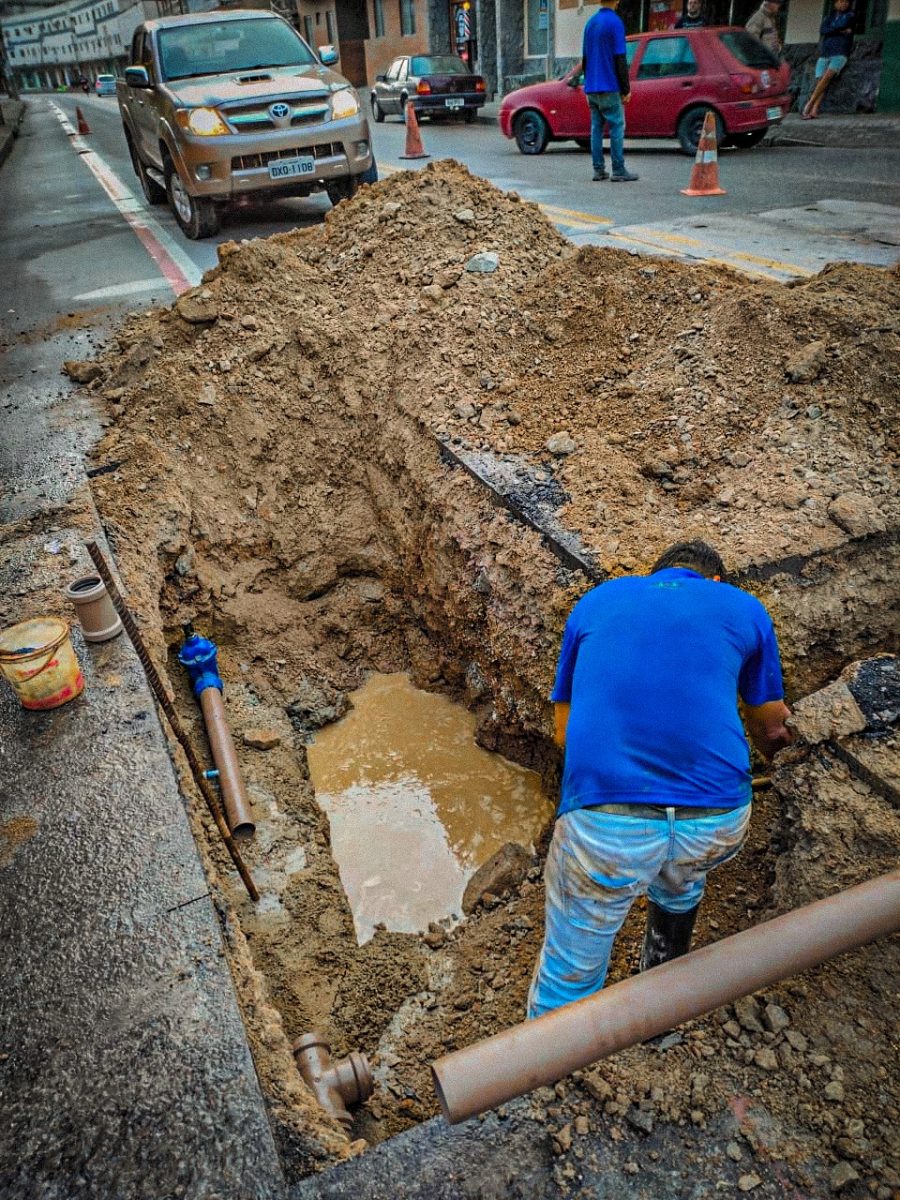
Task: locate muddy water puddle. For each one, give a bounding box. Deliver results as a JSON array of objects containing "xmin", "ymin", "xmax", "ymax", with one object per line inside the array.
[{"xmin": 307, "ymin": 673, "xmax": 553, "ymax": 943}]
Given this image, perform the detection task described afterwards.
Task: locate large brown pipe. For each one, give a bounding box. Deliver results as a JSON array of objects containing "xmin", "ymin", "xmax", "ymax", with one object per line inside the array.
[
  {"xmin": 432, "ymin": 868, "xmax": 900, "ymax": 1124},
  {"xmin": 199, "ymin": 686, "xmax": 255, "ymax": 840}
]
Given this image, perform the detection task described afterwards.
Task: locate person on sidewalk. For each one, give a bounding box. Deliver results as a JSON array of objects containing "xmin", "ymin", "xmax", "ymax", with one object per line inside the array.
[
  {"xmin": 803, "ymin": 0, "xmax": 855, "ymax": 119},
  {"xmin": 675, "ymin": 0, "xmax": 705, "ymax": 29},
  {"xmin": 527, "ymin": 540, "xmax": 793, "ymax": 1018},
  {"xmin": 569, "ymin": 0, "xmax": 638, "ymax": 182},
  {"xmin": 745, "ymin": 0, "xmax": 784, "ymax": 56}
]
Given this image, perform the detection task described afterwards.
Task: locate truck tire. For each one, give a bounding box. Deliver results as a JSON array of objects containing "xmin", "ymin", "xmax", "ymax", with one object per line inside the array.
[
  {"xmin": 165, "ymin": 162, "xmax": 221, "ymax": 239},
  {"xmin": 326, "ymin": 157, "xmax": 377, "ymax": 207}
]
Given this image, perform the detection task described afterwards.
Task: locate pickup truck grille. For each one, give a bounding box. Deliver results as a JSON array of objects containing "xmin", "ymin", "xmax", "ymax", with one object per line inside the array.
[
  {"xmin": 223, "ymin": 98, "xmax": 331, "ymax": 130},
  {"xmin": 232, "ymin": 143, "xmax": 343, "ymax": 171}
]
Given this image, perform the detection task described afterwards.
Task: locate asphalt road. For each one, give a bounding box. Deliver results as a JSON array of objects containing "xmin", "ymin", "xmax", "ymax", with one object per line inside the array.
[{"xmin": 6, "ymin": 91, "xmax": 900, "ymax": 303}]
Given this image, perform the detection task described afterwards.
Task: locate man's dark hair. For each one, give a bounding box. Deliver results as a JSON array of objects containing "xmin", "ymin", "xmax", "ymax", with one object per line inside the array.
[{"xmin": 651, "ymin": 540, "xmax": 726, "ymax": 580}]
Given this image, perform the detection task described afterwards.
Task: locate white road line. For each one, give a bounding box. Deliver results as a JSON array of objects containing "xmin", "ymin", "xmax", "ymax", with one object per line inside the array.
[
  {"xmin": 49, "ymin": 100, "xmax": 202, "ymax": 294},
  {"xmin": 74, "ymin": 279, "xmax": 170, "ymax": 301}
]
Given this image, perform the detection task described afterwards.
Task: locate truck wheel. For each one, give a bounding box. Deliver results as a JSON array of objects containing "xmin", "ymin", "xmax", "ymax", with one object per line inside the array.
[
  {"xmin": 325, "ymin": 175, "xmax": 359, "ymax": 207},
  {"xmin": 137, "ymin": 157, "xmax": 166, "ymax": 206},
  {"xmin": 166, "ymin": 163, "xmax": 221, "ymax": 239}
]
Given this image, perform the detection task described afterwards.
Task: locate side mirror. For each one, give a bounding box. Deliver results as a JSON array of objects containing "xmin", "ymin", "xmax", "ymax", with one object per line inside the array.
[
  {"xmin": 124, "ymin": 65, "xmax": 151, "ymax": 88},
  {"xmin": 375, "ymin": 73, "xmax": 386, "ymax": 82},
  {"xmin": 320, "ymin": 45, "xmax": 338, "ymax": 65}
]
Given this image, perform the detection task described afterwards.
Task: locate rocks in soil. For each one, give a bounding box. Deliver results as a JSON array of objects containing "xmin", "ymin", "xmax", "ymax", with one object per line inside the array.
[
  {"xmin": 829, "ymin": 1161, "xmax": 859, "ymax": 1192},
  {"xmin": 243, "ymin": 728, "xmax": 281, "ymax": 750},
  {"xmin": 789, "ymin": 680, "xmax": 867, "ymax": 745},
  {"xmin": 63, "ymin": 360, "xmax": 104, "ymax": 383},
  {"xmin": 784, "ymin": 339, "xmax": 827, "ymax": 382},
  {"xmin": 175, "ymin": 289, "xmax": 220, "ymax": 324},
  {"xmin": 465, "ymin": 251, "xmax": 499, "ymax": 274},
  {"xmin": 828, "ymin": 492, "xmax": 886, "ymax": 538},
  {"xmin": 462, "ymin": 842, "xmax": 531, "ymax": 914}
]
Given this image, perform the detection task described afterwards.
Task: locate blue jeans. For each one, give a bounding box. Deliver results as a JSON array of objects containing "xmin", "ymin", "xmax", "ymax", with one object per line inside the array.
[
  {"xmin": 527, "ymin": 803, "xmax": 751, "ymax": 1018},
  {"xmin": 587, "ymin": 91, "xmax": 626, "ymax": 174}
]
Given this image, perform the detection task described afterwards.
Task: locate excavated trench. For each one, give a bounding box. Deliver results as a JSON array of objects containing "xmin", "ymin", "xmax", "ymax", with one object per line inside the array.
[{"xmin": 85, "ymin": 162, "xmax": 899, "ymax": 1191}]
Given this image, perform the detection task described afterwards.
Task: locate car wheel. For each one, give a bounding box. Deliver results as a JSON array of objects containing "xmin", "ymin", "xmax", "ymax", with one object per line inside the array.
[
  {"xmin": 575, "ymin": 137, "xmax": 591, "ymax": 151},
  {"xmin": 513, "ymin": 110, "xmax": 549, "ymax": 155},
  {"xmin": 729, "ymin": 128, "xmax": 767, "ymax": 149},
  {"xmin": 371, "ymin": 95, "xmax": 385, "ymax": 123},
  {"xmin": 677, "ymin": 106, "xmax": 725, "ymax": 157},
  {"xmin": 166, "ymin": 162, "xmax": 221, "ymax": 239}
]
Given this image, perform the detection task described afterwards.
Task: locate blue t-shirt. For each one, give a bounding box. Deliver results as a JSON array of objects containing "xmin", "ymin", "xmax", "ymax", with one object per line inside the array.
[
  {"xmin": 582, "ymin": 7, "xmax": 627, "ymax": 94},
  {"xmin": 551, "ymin": 569, "xmax": 785, "ymax": 814}
]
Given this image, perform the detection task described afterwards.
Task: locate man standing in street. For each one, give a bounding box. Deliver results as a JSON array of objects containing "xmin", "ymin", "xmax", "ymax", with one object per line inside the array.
[
  {"xmin": 528, "ymin": 541, "xmax": 793, "ymax": 1018},
  {"xmin": 746, "ymin": 0, "xmax": 784, "ymax": 56},
  {"xmin": 675, "ymin": 0, "xmax": 706, "ymax": 28},
  {"xmin": 570, "ymin": 0, "xmax": 638, "ymax": 182}
]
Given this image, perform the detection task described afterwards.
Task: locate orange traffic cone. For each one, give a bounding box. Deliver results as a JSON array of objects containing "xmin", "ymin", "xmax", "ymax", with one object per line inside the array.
[
  {"xmin": 398, "ymin": 102, "xmax": 429, "ymax": 160},
  {"xmin": 76, "ymin": 106, "xmax": 91, "ymax": 135},
  {"xmin": 681, "ymin": 111, "xmax": 725, "ymax": 197}
]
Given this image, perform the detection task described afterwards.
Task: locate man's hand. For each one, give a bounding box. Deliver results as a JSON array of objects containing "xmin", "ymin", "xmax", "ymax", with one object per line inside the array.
[
  {"xmin": 744, "ymin": 700, "xmax": 794, "ymax": 761},
  {"xmin": 622, "ymin": 91, "xmax": 631, "ymax": 104},
  {"xmin": 567, "ymin": 77, "xmax": 580, "ymax": 88}
]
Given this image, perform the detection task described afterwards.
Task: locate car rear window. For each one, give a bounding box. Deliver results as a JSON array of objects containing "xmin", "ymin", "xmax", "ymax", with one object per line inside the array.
[
  {"xmin": 97, "ymin": 74, "xmax": 114, "ymax": 81},
  {"xmin": 158, "ymin": 18, "xmax": 317, "ymax": 80},
  {"xmin": 719, "ymin": 30, "xmax": 780, "ymax": 69},
  {"xmin": 410, "ymin": 55, "xmax": 469, "ymax": 75}
]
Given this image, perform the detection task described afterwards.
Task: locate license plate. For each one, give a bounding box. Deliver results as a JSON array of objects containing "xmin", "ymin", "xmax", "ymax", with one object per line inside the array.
[
  {"xmin": 268, "ymin": 156, "xmax": 315, "ymax": 180},
  {"xmin": 445, "ymin": 97, "xmax": 464, "ymax": 108},
  {"xmin": 766, "ymin": 105, "xmax": 783, "ymax": 121}
]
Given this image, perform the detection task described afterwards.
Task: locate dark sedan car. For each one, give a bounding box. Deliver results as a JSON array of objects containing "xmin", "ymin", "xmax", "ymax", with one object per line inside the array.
[{"xmin": 371, "ymin": 54, "xmax": 486, "ymax": 122}]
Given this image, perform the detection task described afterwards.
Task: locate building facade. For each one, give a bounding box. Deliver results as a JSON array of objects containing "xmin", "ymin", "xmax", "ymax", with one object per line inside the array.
[{"xmin": 1, "ymin": 0, "xmax": 166, "ymax": 89}]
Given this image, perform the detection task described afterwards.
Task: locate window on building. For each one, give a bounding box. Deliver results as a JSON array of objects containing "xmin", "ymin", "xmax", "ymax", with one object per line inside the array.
[
  {"xmin": 524, "ymin": 0, "xmax": 548, "ymax": 56},
  {"xmin": 399, "ymin": 0, "xmax": 415, "ymax": 36},
  {"xmin": 326, "ymin": 9, "xmax": 336, "ymax": 41},
  {"xmin": 636, "ymin": 35, "xmax": 696, "ymax": 77},
  {"xmin": 373, "ymin": 0, "xmax": 385, "ymax": 36}
]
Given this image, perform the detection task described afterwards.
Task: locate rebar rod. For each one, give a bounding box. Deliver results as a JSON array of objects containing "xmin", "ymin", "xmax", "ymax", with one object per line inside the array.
[{"xmin": 85, "ymin": 539, "xmax": 259, "ymax": 902}]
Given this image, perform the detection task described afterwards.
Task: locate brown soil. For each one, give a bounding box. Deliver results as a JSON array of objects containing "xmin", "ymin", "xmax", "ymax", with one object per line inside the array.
[{"xmin": 84, "ymin": 161, "xmax": 898, "ymax": 1192}]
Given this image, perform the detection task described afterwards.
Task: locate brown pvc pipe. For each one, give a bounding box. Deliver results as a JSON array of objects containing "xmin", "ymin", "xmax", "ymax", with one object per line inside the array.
[
  {"xmin": 432, "ymin": 867, "xmax": 900, "ymax": 1124},
  {"xmin": 293, "ymin": 1033, "xmax": 374, "ymax": 1129},
  {"xmin": 199, "ymin": 687, "xmax": 255, "ymax": 840}
]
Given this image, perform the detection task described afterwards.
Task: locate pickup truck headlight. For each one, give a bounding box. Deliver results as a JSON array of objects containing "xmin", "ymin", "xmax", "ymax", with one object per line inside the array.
[
  {"xmin": 181, "ymin": 107, "xmax": 229, "ymax": 137},
  {"xmin": 331, "ymin": 88, "xmax": 359, "ymax": 120}
]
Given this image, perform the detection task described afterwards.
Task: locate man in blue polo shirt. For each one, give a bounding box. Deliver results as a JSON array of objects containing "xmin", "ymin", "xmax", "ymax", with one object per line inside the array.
[
  {"xmin": 571, "ymin": 0, "xmax": 638, "ymax": 181},
  {"xmin": 528, "ymin": 541, "xmax": 792, "ymax": 1017}
]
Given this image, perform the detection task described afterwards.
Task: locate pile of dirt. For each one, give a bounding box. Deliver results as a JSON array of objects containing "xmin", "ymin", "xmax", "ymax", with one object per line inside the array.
[{"xmin": 82, "ymin": 161, "xmax": 899, "ymax": 1191}]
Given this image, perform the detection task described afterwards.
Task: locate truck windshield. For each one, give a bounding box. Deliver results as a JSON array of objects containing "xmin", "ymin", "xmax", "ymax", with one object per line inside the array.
[{"xmin": 158, "ymin": 18, "xmax": 318, "ymax": 81}]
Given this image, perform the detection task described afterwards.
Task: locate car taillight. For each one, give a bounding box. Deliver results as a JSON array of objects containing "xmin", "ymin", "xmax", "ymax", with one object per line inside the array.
[
  {"xmin": 416, "ymin": 81, "xmax": 432, "ymax": 95},
  {"xmin": 475, "ymin": 79, "xmax": 485, "ymax": 92},
  {"xmin": 730, "ymin": 72, "xmax": 757, "ymax": 95}
]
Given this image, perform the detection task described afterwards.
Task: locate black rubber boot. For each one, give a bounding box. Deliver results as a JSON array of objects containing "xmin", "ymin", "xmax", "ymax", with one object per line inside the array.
[{"xmin": 639, "ymin": 901, "xmax": 700, "ymax": 973}]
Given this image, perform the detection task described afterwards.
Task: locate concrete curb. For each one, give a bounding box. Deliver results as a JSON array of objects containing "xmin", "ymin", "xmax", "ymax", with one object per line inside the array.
[{"xmin": 0, "ymin": 100, "xmax": 26, "ymax": 170}]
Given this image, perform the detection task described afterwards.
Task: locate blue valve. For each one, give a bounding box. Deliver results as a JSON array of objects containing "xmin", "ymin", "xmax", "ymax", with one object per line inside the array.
[{"xmin": 178, "ymin": 626, "xmax": 223, "ymax": 697}]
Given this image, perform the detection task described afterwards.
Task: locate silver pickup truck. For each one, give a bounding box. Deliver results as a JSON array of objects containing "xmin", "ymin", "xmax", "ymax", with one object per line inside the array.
[{"xmin": 117, "ymin": 9, "xmax": 376, "ymax": 238}]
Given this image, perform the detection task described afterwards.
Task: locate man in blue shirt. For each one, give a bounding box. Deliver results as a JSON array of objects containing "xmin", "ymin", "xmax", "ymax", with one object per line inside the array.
[
  {"xmin": 528, "ymin": 541, "xmax": 793, "ymax": 1017},
  {"xmin": 570, "ymin": 0, "xmax": 638, "ymax": 181}
]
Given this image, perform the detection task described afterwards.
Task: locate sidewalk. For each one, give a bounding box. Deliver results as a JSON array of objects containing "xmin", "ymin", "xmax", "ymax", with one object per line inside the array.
[
  {"xmin": 0, "ymin": 99, "xmax": 25, "ymax": 170},
  {"xmin": 0, "ymin": 98, "xmax": 287, "ymax": 1200}
]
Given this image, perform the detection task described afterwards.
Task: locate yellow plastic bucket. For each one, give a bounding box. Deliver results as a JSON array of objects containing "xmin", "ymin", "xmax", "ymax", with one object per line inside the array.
[{"xmin": 0, "ymin": 617, "xmax": 84, "ymax": 710}]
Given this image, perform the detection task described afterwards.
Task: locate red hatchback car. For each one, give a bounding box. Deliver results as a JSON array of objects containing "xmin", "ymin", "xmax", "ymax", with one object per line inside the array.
[{"xmin": 499, "ymin": 27, "xmax": 791, "ymax": 156}]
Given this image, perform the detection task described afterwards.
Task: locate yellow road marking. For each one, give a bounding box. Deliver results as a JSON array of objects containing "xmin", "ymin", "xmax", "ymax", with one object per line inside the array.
[
  {"xmin": 540, "ymin": 204, "xmax": 613, "ymax": 226},
  {"xmin": 616, "ymin": 227, "xmax": 815, "ymax": 276}
]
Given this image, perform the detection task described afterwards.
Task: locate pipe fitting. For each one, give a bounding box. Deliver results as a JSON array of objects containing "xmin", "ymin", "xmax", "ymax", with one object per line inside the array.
[
  {"xmin": 292, "ymin": 1033, "xmax": 373, "ymax": 1130},
  {"xmin": 64, "ymin": 574, "xmax": 123, "ymax": 643}
]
